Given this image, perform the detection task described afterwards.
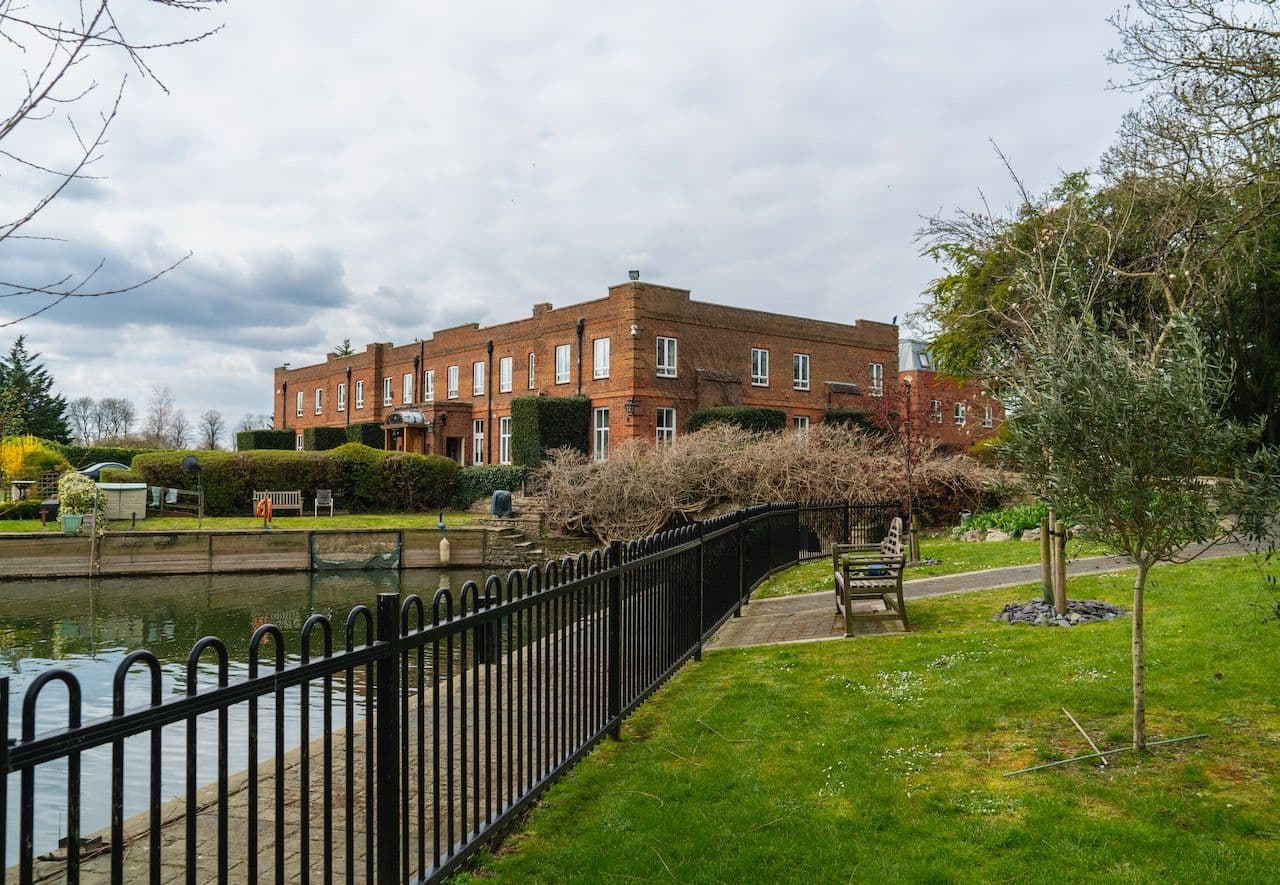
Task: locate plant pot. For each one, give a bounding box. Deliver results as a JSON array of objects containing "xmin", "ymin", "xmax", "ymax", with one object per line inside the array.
[{"xmin": 61, "ymin": 514, "xmax": 83, "ymax": 534}]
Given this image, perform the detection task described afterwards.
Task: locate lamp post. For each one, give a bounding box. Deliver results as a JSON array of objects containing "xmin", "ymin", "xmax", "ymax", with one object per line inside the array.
[{"xmin": 902, "ymin": 379, "xmax": 919, "ymax": 562}]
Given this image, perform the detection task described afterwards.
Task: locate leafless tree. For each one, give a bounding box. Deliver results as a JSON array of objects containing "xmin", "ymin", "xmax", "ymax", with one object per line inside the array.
[
  {"xmin": 142, "ymin": 384, "xmax": 175, "ymax": 446},
  {"xmin": 1, "ymin": 1, "xmax": 224, "ymax": 327},
  {"xmin": 198, "ymin": 408, "xmax": 224, "ymax": 449},
  {"xmin": 66, "ymin": 396, "xmax": 97, "ymax": 443},
  {"xmin": 169, "ymin": 409, "xmax": 191, "ymax": 449},
  {"xmin": 97, "ymin": 396, "xmax": 135, "ymax": 438},
  {"xmin": 234, "ymin": 412, "xmax": 271, "ymax": 433}
]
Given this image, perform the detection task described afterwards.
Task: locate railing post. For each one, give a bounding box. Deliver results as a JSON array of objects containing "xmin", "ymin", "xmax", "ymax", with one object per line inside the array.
[
  {"xmin": 694, "ymin": 523, "xmax": 705, "ymax": 661},
  {"xmin": 374, "ymin": 592, "xmax": 401, "ymax": 884},
  {"xmin": 607, "ymin": 540, "xmax": 623, "ymax": 740},
  {"xmin": 735, "ymin": 511, "xmax": 746, "ymax": 617},
  {"xmin": 842, "ymin": 501, "xmax": 851, "ymax": 547}
]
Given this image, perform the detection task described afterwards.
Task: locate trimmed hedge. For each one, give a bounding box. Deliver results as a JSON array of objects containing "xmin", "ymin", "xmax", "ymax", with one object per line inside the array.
[
  {"xmin": 346, "ymin": 421, "xmax": 383, "ymax": 448},
  {"xmin": 687, "ymin": 406, "xmax": 786, "ymax": 434},
  {"xmin": 511, "ymin": 396, "xmax": 590, "ymax": 467},
  {"xmin": 0, "ymin": 499, "xmax": 41, "ymax": 520},
  {"xmin": 235, "ymin": 429, "xmax": 295, "ymax": 451},
  {"xmin": 303, "ymin": 426, "xmax": 349, "ymax": 451},
  {"xmin": 131, "ymin": 444, "xmax": 459, "ymax": 515},
  {"xmin": 51, "ymin": 443, "xmax": 154, "ymax": 470},
  {"xmin": 98, "ymin": 468, "xmax": 141, "ymax": 483},
  {"xmin": 450, "ymin": 465, "xmax": 529, "ymax": 510}
]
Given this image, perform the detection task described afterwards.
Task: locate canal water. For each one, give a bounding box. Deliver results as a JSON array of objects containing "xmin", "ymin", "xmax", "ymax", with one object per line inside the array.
[{"xmin": 0, "ymin": 568, "xmax": 484, "ymax": 861}]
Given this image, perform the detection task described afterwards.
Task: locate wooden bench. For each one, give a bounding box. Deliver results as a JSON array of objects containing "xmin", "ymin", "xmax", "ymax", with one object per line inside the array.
[
  {"xmin": 253, "ymin": 490, "xmax": 303, "ymax": 516},
  {"xmin": 833, "ymin": 516, "xmax": 910, "ymax": 634}
]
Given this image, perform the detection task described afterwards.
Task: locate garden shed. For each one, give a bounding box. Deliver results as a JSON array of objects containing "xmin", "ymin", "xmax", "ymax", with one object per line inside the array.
[{"xmin": 96, "ymin": 483, "xmax": 148, "ymax": 521}]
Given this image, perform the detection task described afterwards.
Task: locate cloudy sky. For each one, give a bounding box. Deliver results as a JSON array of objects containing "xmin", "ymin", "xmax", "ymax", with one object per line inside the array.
[{"xmin": 3, "ymin": 1, "xmax": 1134, "ymax": 433}]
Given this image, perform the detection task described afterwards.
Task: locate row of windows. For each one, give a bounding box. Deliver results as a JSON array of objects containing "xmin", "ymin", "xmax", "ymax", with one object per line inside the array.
[
  {"xmin": 927, "ymin": 399, "xmax": 995, "ymax": 428},
  {"xmin": 298, "ymin": 336, "xmax": 891, "ymax": 417}
]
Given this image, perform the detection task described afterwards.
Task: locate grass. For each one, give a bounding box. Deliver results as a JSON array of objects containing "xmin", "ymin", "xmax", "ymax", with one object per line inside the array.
[
  {"xmin": 458, "ymin": 556, "xmax": 1280, "ymax": 883},
  {"xmin": 753, "ymin": 537, "xmax": 1110, "ymax": 600},
  {"xmin": 0, "ymin": 511, "xmax": 480, "ymax": 533}
]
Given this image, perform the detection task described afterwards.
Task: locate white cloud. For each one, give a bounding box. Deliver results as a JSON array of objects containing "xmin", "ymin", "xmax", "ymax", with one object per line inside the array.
[{"xmin": 3, "ymin": 0, "xmax": 1133, "ymax": 422}]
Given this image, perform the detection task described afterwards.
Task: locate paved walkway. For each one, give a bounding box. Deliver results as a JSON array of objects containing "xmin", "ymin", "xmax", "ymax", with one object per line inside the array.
[{"xmin": 709, "ymin": 541, "xmax": 1252, "ymax": 649}]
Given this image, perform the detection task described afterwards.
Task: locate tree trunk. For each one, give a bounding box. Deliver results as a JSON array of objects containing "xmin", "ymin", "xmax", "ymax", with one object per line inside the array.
[
  {"xmin": 1039, "ymin": 516, "xmax": 1052, "ymax": 604},
  {"xmin": 1132, "ymin": 562, "xmax": 1148, "ymax": 751}
]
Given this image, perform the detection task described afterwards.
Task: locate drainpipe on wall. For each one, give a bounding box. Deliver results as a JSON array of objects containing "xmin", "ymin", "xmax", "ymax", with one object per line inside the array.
[
  {"xmin": 280, "ymin": 380, "xmax": 288, "ymax": 431},
  {"xmin": 486, "ymin": 339, "xmax": 495, "ymax": 464},
  {"xmin": 576, "ymin": 318, "xmax": 585, "ymax": 395},
  {"xmin": 345, "ymin": 366, "xmax": 352, "ymax": 428}
]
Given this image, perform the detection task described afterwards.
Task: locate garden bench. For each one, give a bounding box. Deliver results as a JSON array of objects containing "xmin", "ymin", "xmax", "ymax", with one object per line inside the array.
[
  {"xmin": 253, "ymin": 490, "xmax": 303, "ymax": 516},
  {"xmin": 833, "ymin": 516, "xmax": 910, "ymax": 634}
]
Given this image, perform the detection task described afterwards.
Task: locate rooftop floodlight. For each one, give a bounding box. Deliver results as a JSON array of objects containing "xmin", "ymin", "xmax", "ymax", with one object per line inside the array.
[{"xmin": 628, "ymin": 269, "xmax": 640, "ymax": 281}]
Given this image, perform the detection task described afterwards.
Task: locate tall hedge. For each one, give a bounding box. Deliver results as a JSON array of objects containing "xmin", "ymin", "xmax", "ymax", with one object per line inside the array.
[
  {"xmin": 686, "ymin": 406, "xmax": 786, "ymax": 433},
  {"xmin": 131, "ymin": 444, "xmax": 459, "ymax": 515},
  {"xmin": 235, "ymin": 429, "xmax": 294, "ymax": 451},
  {"xmin": 510, "ymin": 395, "xmax": 591, "ymax": 466},
  {"xmin": 449, "ymin": 465, "xmax": 529, "ymax": 509},
  {"xmin": 303, "ymin": 426, "xmax": 349, "ymax": 451},
  {"xmin": 346, "ymin": 421, "xmax": 383, "ymax": 448},
  {"xmin": 53, "ymin": 443, "xmax": 155, "ymax": 469}
]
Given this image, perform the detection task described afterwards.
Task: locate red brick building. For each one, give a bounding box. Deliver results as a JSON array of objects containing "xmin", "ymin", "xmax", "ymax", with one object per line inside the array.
[
  {"xmin": 898, "ymin": 339, "xmax": 1004, "ymax": 448},
  {"xmin": 273, "ymin": 279, "xmax": 900, "ymax": 464}
]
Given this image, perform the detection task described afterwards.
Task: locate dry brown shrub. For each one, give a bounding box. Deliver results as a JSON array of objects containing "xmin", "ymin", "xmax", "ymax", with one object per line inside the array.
[{"xmin": 539, "ymin": 424, "xmax": 1002, "ymax": 542}]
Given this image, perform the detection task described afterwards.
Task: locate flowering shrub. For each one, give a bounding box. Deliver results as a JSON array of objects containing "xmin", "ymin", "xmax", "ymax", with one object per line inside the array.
[{"xmin": 57, "ymin": 470, "xmax": 106, "ymax": 536}]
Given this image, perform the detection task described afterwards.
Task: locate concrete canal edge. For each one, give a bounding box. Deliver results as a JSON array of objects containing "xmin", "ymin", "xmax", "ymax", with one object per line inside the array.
[{"xmin": 0, "ymin": 525, "xmax": 518, "ymax": 579}]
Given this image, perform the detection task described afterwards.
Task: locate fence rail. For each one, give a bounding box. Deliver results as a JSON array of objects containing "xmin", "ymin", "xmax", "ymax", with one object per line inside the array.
[{"xmin": 1, "ymin": 499, "xmax": 900, "ymax": 883}]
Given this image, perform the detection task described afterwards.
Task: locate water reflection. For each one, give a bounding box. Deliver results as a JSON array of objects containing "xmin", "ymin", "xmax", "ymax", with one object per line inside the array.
[{"xmin": 0, "ymin": 567, "xmax": 480, "ymax": 860}]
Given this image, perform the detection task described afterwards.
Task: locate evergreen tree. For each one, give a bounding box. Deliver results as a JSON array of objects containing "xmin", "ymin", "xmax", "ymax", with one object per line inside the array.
[{"xmin": 0, "ymin": 337, "xmax": 69, "ymax": 442}]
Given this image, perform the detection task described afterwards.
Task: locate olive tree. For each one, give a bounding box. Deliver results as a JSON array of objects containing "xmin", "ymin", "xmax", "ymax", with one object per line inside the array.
[{"xmin": 997, "ymin": 305, "xmax": 1267, "ymax": 750}]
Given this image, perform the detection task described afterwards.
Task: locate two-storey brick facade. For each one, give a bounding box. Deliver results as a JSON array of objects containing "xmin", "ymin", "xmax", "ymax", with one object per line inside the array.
[
  {"xmin": 273, "ymin": 280, "xmax": 900, "ymax": 464},
  {"xmin": 898, "ymin": 339, "xmax": 1004, "ymax": 448}
]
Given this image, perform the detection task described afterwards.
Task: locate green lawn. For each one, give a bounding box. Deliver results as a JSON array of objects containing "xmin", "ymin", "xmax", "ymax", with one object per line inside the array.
[
  {"xmin": 459, "ymin": 556, "xmax": 1280, "ymax": 883},
  {"xmin": 753, "ymin": 537, "xmax": 1110, "ymax": 600},
  {"xmin": 0, "ymin": 511, "xmax": 479, "ymax": 533}
]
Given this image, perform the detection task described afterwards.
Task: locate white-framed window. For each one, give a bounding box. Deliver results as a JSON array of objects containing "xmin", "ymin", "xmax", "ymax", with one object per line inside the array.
[
  {"xmin": 382, "ymin": 376, "xmax": 393, "ymax": 406},
  {"xmin": 337, "ymin": 382, "xmax": 346, "ymax": 412},
  {"xmin": 314, "ymin": 388, "xmax": 323, "ymax": 415},
  {"xmin": 593, "ymin": 407, "xmax": 610, "ymax": 461},
  {"xmin": 402, "ymin": 373, "xmax": 413, "ymax": 405},
  {"xmin": 555, "ymin": 344, "xmax": 571, "ymax": 384},
  {"xmin": 870, "ymin": 363, "xmax": 884, "ymax": 397},
  {"xmin": 954, "ymin": 402, "xmax": 967, "ymax": 425},
  {"xmin": 983, "ymin": 405, "xmax": 994, "ymax": 428},
  {"xmin": 295, "ymin": 432, "xmax": 304, "ymax": 451},
  {"xmin": 528, "ymin": 352, "xmax": 536, "ymax": 389},
  {"xmin": 295, "ymin": 390, "xmax": 303, "ymax": 418},
  {"xmin": 930, "ymin": 399, "xmax": 942, "ymax": 424},
  {"xmin": 751, "ymin": 348, "xmax": 769, "ymax": 387},
  {"xmin": 424, "ymin": 370, "xmax": 435, "ymax": 402},
  {"xmin": 473, "ymin": 361, "xmax": 485, "ymax": 396},
  {"xmin": 656, "ymin": 407, "xmax": 677, "ymax": 444},
  {"xmin": 447, "ymin": 366, "xmax": 459, "ymax": 399},
  {"xmin": 355, "ymin": 380, "xmax": 365, "ymax": 409},
  {"xmin": 499, "ymin": 356, "xmax": 513, "ymax": 393},
  {"xmin": 793, "ymin": 353, "xmax": 810, "ymax": 391},
  {"xmin": 472, "ymin": 419, "xmax": 484, "ymax": 465},
  {"xmin": 593, "ymin": 337, "xmax": 610, "ymax": 379},
  {"xmin": 499, "ymin": 416, "xmax": 512, "ymax": 464},
  {"xmin": 793, "ymin": 415, "xmax": 810, "ymax": 432},
  {"xmin": 656, "ymin": 336, "xmax": 677, "ymax": 378}
]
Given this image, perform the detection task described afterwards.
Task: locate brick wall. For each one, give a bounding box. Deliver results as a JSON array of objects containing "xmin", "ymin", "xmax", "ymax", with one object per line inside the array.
[{"xmin": 273, "ymin": 280, "xmax": 901, "ymax": 460}]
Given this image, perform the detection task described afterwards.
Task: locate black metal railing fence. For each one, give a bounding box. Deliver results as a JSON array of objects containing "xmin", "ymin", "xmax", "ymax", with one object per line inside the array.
[{"xmin": 1, "ymin": 499, "xmax": 900, "ymax": 884}]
